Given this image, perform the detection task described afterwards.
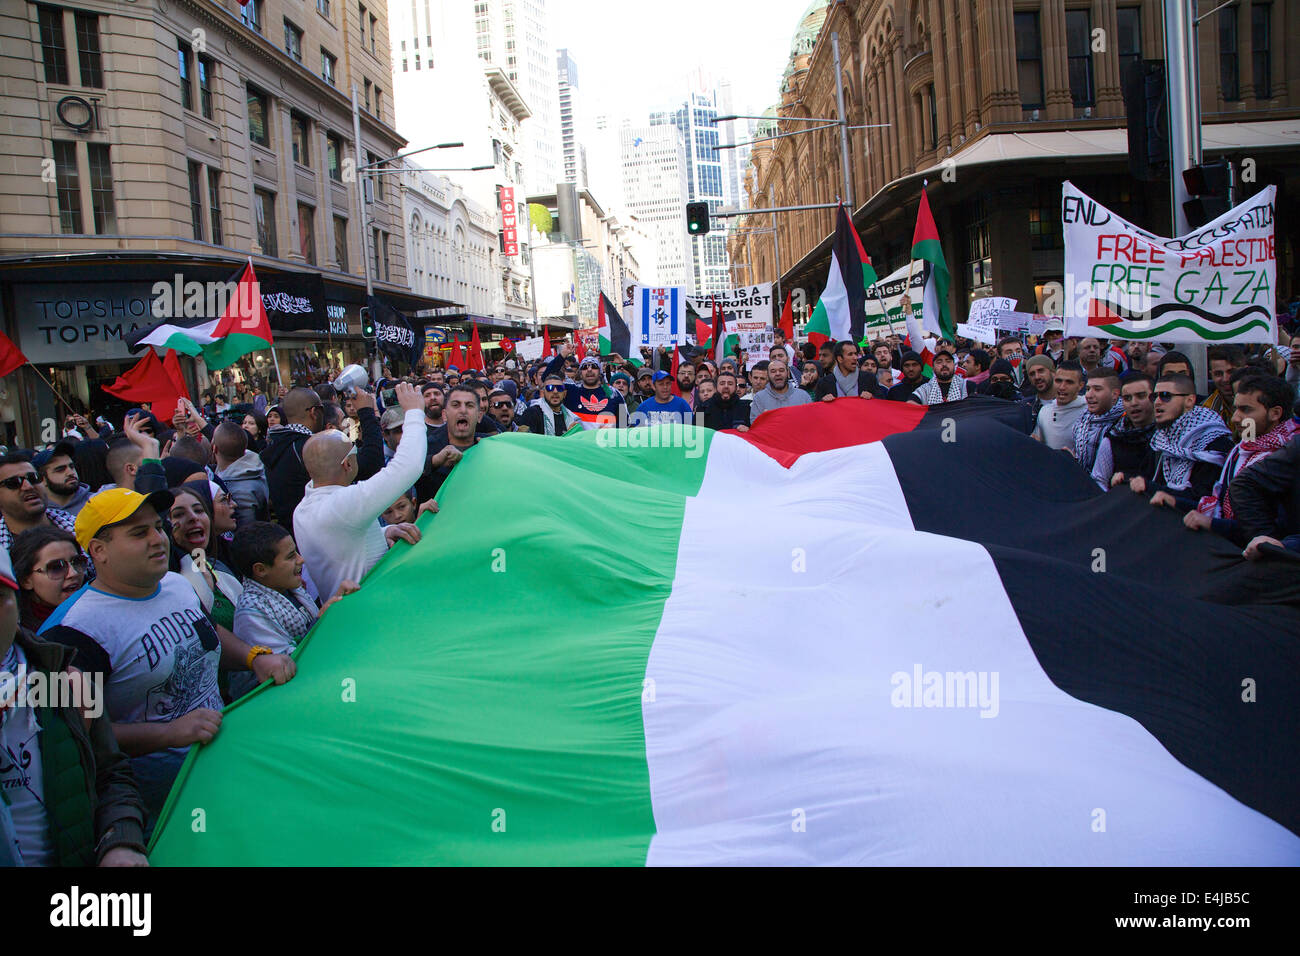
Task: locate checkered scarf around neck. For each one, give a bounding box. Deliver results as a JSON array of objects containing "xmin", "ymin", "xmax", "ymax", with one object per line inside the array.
[
  {"xmin": 1072, "ymin": 394, "xmax": 1125, "ymax": 472},
  {"xmin": 1150, "ymin": 404, "xmax": 1231, "ymax": 491},
  {"xmin": 1197, "ymin": 418, "xmax": 1300, "ymax": 519},
  {"xmin": 238, "ymin": 578, "xmax": 316, "ymax": 643}
]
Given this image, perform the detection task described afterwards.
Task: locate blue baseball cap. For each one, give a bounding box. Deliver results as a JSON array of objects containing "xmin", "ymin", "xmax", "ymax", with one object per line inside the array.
[{"xmin": 652, "ymin": 370, "xmax": 671, "ymax": 382}]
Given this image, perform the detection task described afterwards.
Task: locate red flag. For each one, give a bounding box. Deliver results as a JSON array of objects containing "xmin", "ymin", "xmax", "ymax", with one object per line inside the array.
[
  {"xmin": 710, "ymin": 297, "xmax": 727, "ymax": 365},
  {"xmin": 542, "ymin": 325, "xmax": 553, "ymax": 358},
  {"xmin": 500, "ymin": 338, "xmax": 514, "ymax": 352},
  {"xmin": 574, "ymin": 332, "xmax": 587, "ymax": 361},
  {"xmin": 779, "ymin": 290, "xmax": 794, "ymax": 342},
  {"xmin": 449, "ymin": 337, "xmax": 465, "ymax": 369},
  {"xmin": 669, "ymin": 345, "xmax": 681, "ymax": 397},
  {"xmin": 162, "ymin": 348, "xmax": 188, "ymax": 396},
  {"xmin": 104, "ymin": 349, "xmax": 186, "ymax": 421},
  {"xmin": 0, "ymin": 330, "xmax": 28, "ymax": 378},
  {"xmin": 467, "ymin": 323, "xmax": 485, "ymax": 371}
]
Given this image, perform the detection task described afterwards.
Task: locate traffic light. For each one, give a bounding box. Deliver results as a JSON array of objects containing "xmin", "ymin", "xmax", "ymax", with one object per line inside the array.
[
  {"xmin": 360, "ymin": 307, "xmax": 375, "ymax": 339},
  {"xmin": 1122, "ymin": 59, "xmax": 1167, "ymax": 182},
  {"xmin": 1182, "ymin": 161, "xmax": 1232, "ymax": 229},
  {"xmin": 686, "ymin": 201, "xmax": 711, "ymax": 236}
]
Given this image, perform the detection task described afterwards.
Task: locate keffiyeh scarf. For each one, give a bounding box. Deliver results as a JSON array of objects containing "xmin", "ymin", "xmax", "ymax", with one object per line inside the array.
[
  {"xmin": 530, "ymin": 399, "xmax": 579, "ymax": 436},
  {"xmin": 1150, "ymin": 405, "xmax": 1231, "ymax": 491},
  {"xmin": 1197, "ymin": 418, "xmax": 1300, "ymax": 518},
  {"xmin": 239, "ymin": 579, "xmax": 317, "ymax": 644},
  {"xmin": 910, "ymin": 376, "xmax": 967, "ymax": 405},
  {"xmin": 1073, "ymin": 396, "xmax": 1125, "ymax": 472}
]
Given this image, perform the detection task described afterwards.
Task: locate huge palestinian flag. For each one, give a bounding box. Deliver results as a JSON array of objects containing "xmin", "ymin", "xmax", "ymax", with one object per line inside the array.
[
  {"xmin": 148, "ymin": 400, "xmax": 1300, "ymax": 865},
  {"xmin": 128, "ymin": 261, "xmax": 273, "ymax": 369}
]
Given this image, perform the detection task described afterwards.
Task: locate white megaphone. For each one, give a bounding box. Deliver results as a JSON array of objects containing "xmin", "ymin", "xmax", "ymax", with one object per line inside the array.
[{"xmin": 333, "ymin": 363, "xmax": 369, "ymax": 396}]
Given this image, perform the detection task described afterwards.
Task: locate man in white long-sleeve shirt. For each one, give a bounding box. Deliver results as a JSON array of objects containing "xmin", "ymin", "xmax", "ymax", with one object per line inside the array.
[{"xmin": 293, "ymin": 383, "xmax": 428, "ymax": 600}]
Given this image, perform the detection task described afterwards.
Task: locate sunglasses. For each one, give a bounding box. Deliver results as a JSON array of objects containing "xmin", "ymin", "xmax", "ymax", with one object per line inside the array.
[
  {"xmin": 543, "ymin": 384, "xmax": 566, "ymax": 392},
  {"xmin": 0, "ymin": 472, "xmax": 42, "ymax": 490},
  {"xmin": 33, "ymin": 555, "xmax": 89, "ymax": 579},
  {"xmin": 1153, "ymin": 391, "xmax": 1192, "ymax": 402},
  {"xmin": 490, "ymin": 401, "xmax": 512, "ymax": 409}
]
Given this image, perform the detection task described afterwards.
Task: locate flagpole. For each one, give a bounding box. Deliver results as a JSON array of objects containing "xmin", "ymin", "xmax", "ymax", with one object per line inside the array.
[
  {"xmin": 901, "ymin": 181, "xmax": 928, "ymax": 345},
  {"xmin": 25, "ymin": 363, "xmax": 78, "ymax": 417}
]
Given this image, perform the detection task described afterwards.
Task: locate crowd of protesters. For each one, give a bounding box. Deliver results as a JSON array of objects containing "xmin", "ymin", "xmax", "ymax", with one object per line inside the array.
[{"xmin": 2, "ymin": 307, "xmax": 1298, "ymax": 866}]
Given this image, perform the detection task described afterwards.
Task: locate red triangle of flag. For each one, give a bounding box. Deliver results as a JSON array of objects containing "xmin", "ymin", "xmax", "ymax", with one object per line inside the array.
[
  {"xmin": 448, "ymin": 337, "xmax": 465, "ymax": 369},
  {"xmin": 911, "ymin": 188, "xmax": 940, "ymax": 247},
  {"xmin": 1088, "ymin": 297, "xmax": 1125, "ymax": 326},
  {"xmin": 213, "ymin": 261, "xmax": 273, "ymax": 343},
  {"xmin": 0, "ymin": 330, "xmax": 28, "ymax": 379},
  {"xmin": 779, "ymin": 291, "xmax": 794, "ymax": 341},
  {"xmin": 542, "ymin": 326, "xmax": 553, "ymax": 358},
  {"xmin": 468, "ymin": 323, "xmax": 485, "ymax": 371}
]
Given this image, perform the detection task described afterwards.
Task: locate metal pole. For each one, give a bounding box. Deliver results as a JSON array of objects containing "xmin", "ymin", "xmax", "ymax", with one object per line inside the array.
[
  {"xmin": 526, "ymin": 215, "xmax": 539, "ymax": 334},
  {"xmin": 1163, "ymin": 0, "xmax": 1200, "ymax": 235},
  {"xmin": 832, "ymin": 32, "xmax": 854, "ymax": 212},
  {"xmin": 352, "ymin": 84, "xmax": 373, "ymax": 298},
  {"xmin": 769, "ymin": 185, "xmax": 782, "ymax": 312}
]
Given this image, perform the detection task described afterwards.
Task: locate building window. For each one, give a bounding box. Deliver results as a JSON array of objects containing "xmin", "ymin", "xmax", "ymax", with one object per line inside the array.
[
  {"xmin": 38, "ymin": 6, "xmax": 69, "ymax": 85},
  {"xmin": 402, "ymin": 58, "xmax": 408, "ymax": 72},
  {"xmin": 291, "ymin": 111, "xmax": 310, "ymax": 166},
  {"xmin": 1220, "ymin": 6, "xmax": 1239, "ymax": 101},
  {"xmin": 208, "ymin": 169, "xmax": 223, "ymax": 246},
  {"xmin": 298, "ymin": 203, "xmax": 316, "ymax": 265},
  {"xmin": 334, "ymin": 216, "xmax": 348, "ymax": 270},
  {"xmin": 247, "ymin": 86, "xmax": 270, "ymax": 145},
  {"xmin": 370, "ymin": 13, "xmax": 378, "ymax": 54},
  {"xmin": 366, "ymin": 151, "xmax": 384, "ymax": 199},
  {"xmin": 177, "ymin": 41, "xmax": 193, "ymax": 112},
  {"xmin": 373, "ymin": 228, "xmax": 389, "ymax": 281},
  {"xmin": 73, "ymin": 12, "xmax": 102, "ymax": 88},
  {"xmin": 1028, "ymin": 183, "xmax": 1063, "ymax": 250},
  {"xmin": 87, "ymin": 143, "xmax": 115, "ymax": 234},
  {"xmin": 327, "ymin": 133, "xmax": 343, "ymax": 181},
  {"xmin": 187, "ymin": 161, "xmax": 204, "ymax": 240},
  {"xmin": 197, "ymin": 56, "xmax": 214, "ymax": 119},
  {"xmin": 53, "ymin": 141, "xmax": 80, "ymax": 233},
  {"xmin": 1252, "ymin": 3, "xmax": 1271, "ymax": 100},
  {"xmin": 927, "ymin": 83, "xmax": 938, "ymax": 149},
  {"xmin": 363, "ymin": 77, "xmax": 371, "ymax": 111},
  {"xmin": 241, "ymin": 0, "xmax": 263, "ymax": 33},
  {"xmin": 284, "ymin": 19, "xmax": 303, "ymax": 63},
  {"xmin": 1066, "ymin": 10, "xmax": 1094, "ymax": 107},
  {"xmin": 359, "ymin": 4, "xmax": 366, "ymax": 48},
  {"xmin": 1014, "ymin": 12, "xmax": 1044, "ymax": 110},
  {"xmin": 373, "ymin": 86, "xmax": 382, "ymax": 119},
  {"xmin": 1117, "ymin": 7, "xmax": 1142, "ymax": 79},
  {"xmin": 321, "ymin": 49, "xmax": 337, "ymax": 86},
  {"xmin": 415, "ymin": 53, "xmax": 420, "ymax": 70},
  {"xmin": 317, "ymin": 0, "xmax": 331, "ymax": 19},
  {"xmin": 965, "ymin": 197, "xmax": 991, "ymax": 289},
  {"xmin": 255, "ymin": 188, "xmax": 277, "ymax": 256}
]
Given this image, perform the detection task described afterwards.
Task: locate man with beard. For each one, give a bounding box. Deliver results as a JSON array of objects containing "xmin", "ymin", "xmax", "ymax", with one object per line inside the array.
[
  {"xmin": 0, "ymin": 452, "xmax": 78, "ymax": 554},
  {"xmin": 1091, "ymin": 372, "xmax": 1158, "ymax": 490},
  {"xmin": 519, "ymin": 371, "xmax": 581, "ymax": 435},
  {"xmin": 544, "ymin": 354, "xmax": 625, "ymax": 427},
  {"xmin": 750, "ymin": 355, "xmax": 811, "ymax": 419},
  {"xmin": 422, "ymin": 382, "xmax": 446, "ymax": 431},
  {"xmin": 817, "ymin": 341, "xmax": 836, "ymax": 376},
  {"xmin": 417, "ymin": 385, "xmax": 486, "ymax": 498},
  {"xmin": 629, "ymin": 371, "xmax": 693, "ymax": 426},
  {"xmin": 33, "ymin": 440, "xmax": 92, "ymax": 516},
  {"xmin": 873, "ymin": 342, "xmax": 903, "ymax": 386},
  {"xmin": 1201, "ymin": 345, "xmax": 1246, "ymax": 429},
  {"xmin": 487, "ymin": 388, "xmax": 519, "ymax": 431},
  {"xmin": 675, "ymin": 360, "xmax": 697, "ymax": 408},
  {"xmin": 886, "ymin": 352, "xmax": 926, "ymax": 402},
  {"xmin": 1185, "ymin": 373, "xmax": 1298, "ymax": 539},
  {"xmin": 1071, "ymin": 368, "xmax": 1124, "ymax": 471},
  {"xmin": 1131, "ymin": 372, "xmax": 1233, "ymax": 509},
  {"xmin": 631, "ymin": 366, "xmax": 655, "ymax": 411},
  {"xmin": 698, "ymin": 370, "xmax": 751, "ymax": 430},
  {"xmin": 1020, "ymin": 354, "xmax": 1057, "ymax": 421},
  {"xmin": 818, "ymin": 342, "xmax": 885, "ymax": 401},
  {"xmin": 908, "ymin": 350, "xmax": 967, "ymax": 404}
]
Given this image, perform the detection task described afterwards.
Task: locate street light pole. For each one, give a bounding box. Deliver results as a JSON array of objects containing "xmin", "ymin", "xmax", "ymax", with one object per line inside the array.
[
  {"xmin": 832, "ymin": 32, "xmax": 854, "ymax": 211},
  {"xmin": 769, "ymin": 185, "xmax": 783, "ymax": 308},
  {"xmin": 352, "ymin": 83, "xmax": 373, "ymax": 299},
  {"xmin": 1163, "ymin": 0, "xmax": 1201, "ymax": 235}
]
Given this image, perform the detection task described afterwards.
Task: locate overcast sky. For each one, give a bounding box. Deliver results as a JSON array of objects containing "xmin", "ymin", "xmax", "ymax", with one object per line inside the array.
[{"xmin": 549, "ymin": 0, "xmax": 811, "ymax": 123}]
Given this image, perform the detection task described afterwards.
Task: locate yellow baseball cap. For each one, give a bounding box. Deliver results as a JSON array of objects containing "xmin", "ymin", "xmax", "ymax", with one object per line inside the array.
[{"xmin": 74, "ymin": 487, "xmax": 174, "ymax": 549}]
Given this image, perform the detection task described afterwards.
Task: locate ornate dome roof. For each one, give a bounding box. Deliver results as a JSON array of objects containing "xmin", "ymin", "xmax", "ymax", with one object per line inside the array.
[{"xmin": 792, "ymin": 0, "xmax": 829, "ymax": 55}]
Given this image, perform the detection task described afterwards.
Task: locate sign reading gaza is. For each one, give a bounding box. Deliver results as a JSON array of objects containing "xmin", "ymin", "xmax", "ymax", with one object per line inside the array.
[{"xmin": 1062, "ymin": 180, "xmax": 1276, "ymax": 344}]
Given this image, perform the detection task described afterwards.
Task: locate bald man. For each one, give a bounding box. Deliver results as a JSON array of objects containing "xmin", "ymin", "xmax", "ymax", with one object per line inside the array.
[
  {"xmin": 261, "ymin": 386, "xmax": 327, "ymax": 530},
  {"xmin": 292, "ymin": 382, "xmax": 428, "ymax": 599}
]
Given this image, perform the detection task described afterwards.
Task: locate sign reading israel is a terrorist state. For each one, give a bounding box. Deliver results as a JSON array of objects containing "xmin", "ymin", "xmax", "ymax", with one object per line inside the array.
[{"xmin": 1062, "ymin": 180, "xmax": 1276, "ymax": 344}]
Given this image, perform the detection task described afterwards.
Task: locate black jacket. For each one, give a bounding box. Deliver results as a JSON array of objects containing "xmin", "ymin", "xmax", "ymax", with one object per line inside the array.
[
  {"xmin": 260, "ymin": 426, "xmax": 312, "ymax": 531},
  {"xmin": 1229, "ymin": 437, "xmax": 1300, "ymax": 549},
  {"xmin": 815, "ymin": 370, "xmax": 886, "ymax": 400},
  {"xmin": 698, "ymin": 394, "xmax": 751, "ymax": 431},
  {"xmin": 1150, "ymin": 434, "xmax": 1237, "ymax": 508},
  {"xmin": 885, "ymin": 378, "xmax": 924, "ymax": 402},
  {"xmin": 354, "ymin": 406, "xmax": 384, "ymax": 481},
  {"xmin": 518, "ymin": 403, "xmax": 570, "ymax": 436},
  {"xmin": 1106, "ymin": 423, "xmax": 1158, "ymax": 485}
]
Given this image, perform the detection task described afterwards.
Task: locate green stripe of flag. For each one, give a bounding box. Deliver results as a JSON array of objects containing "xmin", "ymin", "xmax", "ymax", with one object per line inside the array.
[{"xmin": 149, "ymin": 426, "xmax": 715, "ymax": 865}]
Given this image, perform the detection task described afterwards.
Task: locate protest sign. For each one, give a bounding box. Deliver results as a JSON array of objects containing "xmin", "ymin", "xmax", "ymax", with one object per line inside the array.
[
  {"xmin": 1063, "ymin": 180, "xmax": 1276, "ymax": 344},
  {"xmin": 967, "ymin": 296, "xmax": 1017, "ymax": 328},
  {"xmin": 515, "ymin": 335, "xmax": 545, "ymax": 361},
  {"xmin": 862, "ymin": 263, "xmax": 926, "ymax": 339},
  {"xmin": 685, "ymin": 284, "xmax": 774, "ymax": 369},
  {"xmin": 956, "ymin": 323, "xmax": 998, "ymax": 345},
  {"xmin": 631, "ymin": 286, "xmax": 687, "ymax": 349}
]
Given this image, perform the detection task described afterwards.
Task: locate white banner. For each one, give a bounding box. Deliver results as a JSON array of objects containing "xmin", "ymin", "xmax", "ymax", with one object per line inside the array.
[
  {"xmin": 863, "ymin": 263, "xmax": 926, "ymax": 339},
  {"xmin": 1062, "ymin": 180, "xmax": 1277, "ymax": 344},
  {"xmin": 514, "ymin": 335, "xmax": 545, "ymax": 361},
  {"xmin": 632, "ymin": 286, "xmax": 687, "ymax": 348},
  {"xmin": 967, "ymin": 296, "xmax": 1017, "ymax": 328},
  {"xmin": 685, "ymin": 284, "xmax": 774, "ymax": 369}
]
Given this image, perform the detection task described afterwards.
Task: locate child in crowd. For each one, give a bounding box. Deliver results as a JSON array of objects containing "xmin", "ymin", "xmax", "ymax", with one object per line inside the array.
[
  {"xmin": 228, "ymin": 522, "xmax": 356, "ymax": 698},
  {"xmin": 382, "ymin": 489, "xmax": 418, "ymax": 526}
]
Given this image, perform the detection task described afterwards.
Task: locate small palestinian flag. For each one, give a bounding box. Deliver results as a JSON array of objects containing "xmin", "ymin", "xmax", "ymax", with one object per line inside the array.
[
  {"xmin": 805, "ymin": 204, "xmax": 878, "ymax": 348},
  {"xmin": 129, "ymin": 261, "xmax": 273, "ymax": 369},
  {"xmin": 598, "ymin": 293, "xmax": 642, "ymax": 366}
]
